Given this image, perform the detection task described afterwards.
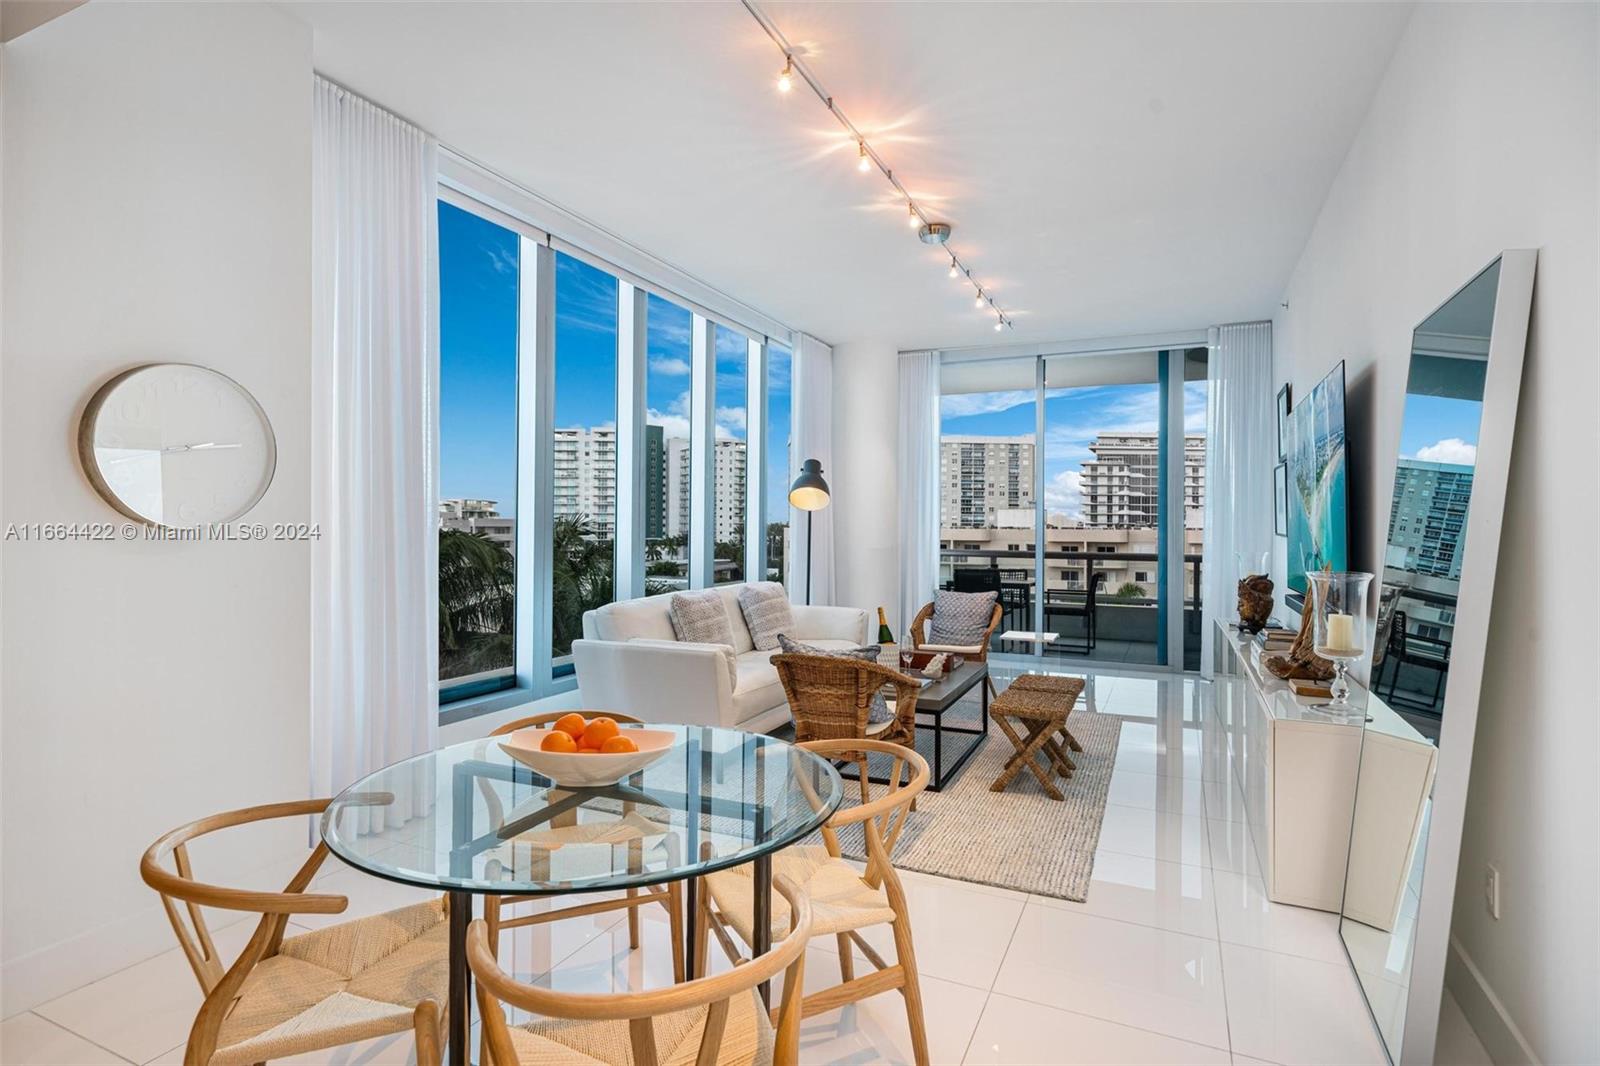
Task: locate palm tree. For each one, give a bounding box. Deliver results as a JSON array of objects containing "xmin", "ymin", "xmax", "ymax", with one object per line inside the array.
[
  {"xmin": 1114, "ymin": 581, "xmax": 1147, "ymax": 601},
  {"xmin": 438, "ymin": 529, "xmax": 515, "ymax": 678},
  {"xmin": 551, "ymin": 514, "xmax": 614, "ymax": 656}
]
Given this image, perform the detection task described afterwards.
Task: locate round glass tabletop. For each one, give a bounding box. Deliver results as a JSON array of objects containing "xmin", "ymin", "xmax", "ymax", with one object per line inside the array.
[{"xmin": 320, "ymin": 723, "xmax": 844, "ymax": 895}]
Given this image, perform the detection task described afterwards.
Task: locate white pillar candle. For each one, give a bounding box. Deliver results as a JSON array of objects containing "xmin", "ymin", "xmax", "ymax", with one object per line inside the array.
[{"xmin": 1324, "ymin": 612, "xmax": 1358, "ymax": 654}]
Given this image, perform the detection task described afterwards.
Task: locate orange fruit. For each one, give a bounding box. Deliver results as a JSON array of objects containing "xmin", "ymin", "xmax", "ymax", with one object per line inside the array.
[
  {"xmin": 577, "ymin": 741, "xmax": 602, "ymax": 754},
  {"xmin": 600, "ymin": 735, "xmax": 638, "ymax": 754},
  {"xmin": 554, "ymin": 713, "xmax": 588, "ymax": 739},
  {"xmin": 540, "ymin": 730, "xmax": 577, "ymax": 753},
  {"xmin": 582, "ymin": 717, "xmax": 620, "ymax": 749}
]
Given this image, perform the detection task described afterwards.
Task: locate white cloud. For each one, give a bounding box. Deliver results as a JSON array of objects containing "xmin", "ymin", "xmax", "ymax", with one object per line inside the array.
[
  {"xmin": 647, "ymin": 411, "xmax": 691, "ymax": 440},
  {"xmin": 1414, "ymin": 438, "xmax": 1477, "ymax": 465},
  {"xmin": 715, "ymin": 406, "xmax": 747, "ymax": 433},
  {"xmin": 648, "ymin": 356, "xmax": 690, "ymax": 376},
  {"xmin": 940, "ymin": 390, "xmax": 1035, "ymax": 419},
  {"xmin": 1043, "ymin": 470, "xmax": 1085, "ymax": 519}
]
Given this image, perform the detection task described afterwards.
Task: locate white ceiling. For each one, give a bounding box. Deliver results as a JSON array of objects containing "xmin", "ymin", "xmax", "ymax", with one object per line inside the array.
[{"xmin": 285, "ymin": 1, "xmax": 1412, "ymax": 350}]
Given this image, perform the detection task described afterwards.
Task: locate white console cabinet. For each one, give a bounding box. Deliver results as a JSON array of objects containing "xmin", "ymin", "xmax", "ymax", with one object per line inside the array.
[{"xmin": 1211, "ymin": 622, "xmax": 1436, "ymax": 919}]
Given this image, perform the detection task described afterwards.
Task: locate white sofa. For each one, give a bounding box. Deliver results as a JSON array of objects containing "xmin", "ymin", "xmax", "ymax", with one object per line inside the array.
[{"xmin": 571, "ymin": 584, "xmax": 868, "ymax": 733}]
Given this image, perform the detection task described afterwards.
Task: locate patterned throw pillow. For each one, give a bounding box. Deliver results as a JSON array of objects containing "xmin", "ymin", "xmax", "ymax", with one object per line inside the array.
[
  {"xmin": 776, "ymin": 634, "xmax": 894, "ymax": 725},
  {"xmin": 668, "ymin": 589, "xmax": 735, "ymax": 647},
  {"xmin": 737, "ymin": 582, "xmax": 794, "ymax": 652},
  {"xmin": 927, "ymin": 589, "xmax": 998, "ymax": 646}
]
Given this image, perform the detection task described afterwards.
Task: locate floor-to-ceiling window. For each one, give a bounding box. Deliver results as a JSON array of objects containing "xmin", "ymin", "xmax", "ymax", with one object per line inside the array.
[
  {"xmin": 766, "ymin": 342, "xmax": 792, "ymax": 584},
  {"xmin": 437, "ymin": 201, "xmax": 519, "ymax": 701},
  {"xmin": 436, "ymin": 184, "xmax": 795, "ymax": 712},
  {"xmin": 712, "ymin": 325, "xmax": 750, "ymax": 585},
  {"xmin": 645, "ymin": 294, "xmax": 694, "ymax": 595},
  {"xmin": 550, "ymin": 251, "xmax": 619, "ymax": 675},
  {"xmin": 938, "ymin": 346, "xmax": 1210, "ymax": 669}
]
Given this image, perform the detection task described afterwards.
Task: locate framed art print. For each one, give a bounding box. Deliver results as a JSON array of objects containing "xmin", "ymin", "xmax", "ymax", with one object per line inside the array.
[
  {"xmin": 1274, "ymin": 460, "xmax": 1289, "ymax": 535},
  {"xmin": 1277, "ymin": 383, "xmax": 1292, "ymax": 460}
]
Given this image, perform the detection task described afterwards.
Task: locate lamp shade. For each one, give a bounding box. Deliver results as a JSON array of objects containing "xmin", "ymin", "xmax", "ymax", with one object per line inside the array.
[{"xmin": 788, "ymin": 459, "xmax": 831, "ymax": 511}]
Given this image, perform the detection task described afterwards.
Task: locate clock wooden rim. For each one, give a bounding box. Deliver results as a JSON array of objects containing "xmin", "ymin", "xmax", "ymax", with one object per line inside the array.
[{"xmin": 77, "ymin": 362, "xmax": 278, "ymax": 529}]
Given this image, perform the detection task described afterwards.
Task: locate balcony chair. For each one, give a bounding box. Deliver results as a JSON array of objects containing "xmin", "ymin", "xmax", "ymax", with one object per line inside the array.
[
  {"xmin": 772, "ymin": 651, "xmax": 923, "ymax": 804},
  {"xmin": 1043, "ymin": 570, "xmax": 1106, "ymax": 655},
  {"xmin": 469, "ymin": 875, "xmax": 813, "ymax": 1066},
  {"xmin": 696, "ymin": 739, "xmax": 933, "ymax": 1066},
  {"xmin": 140, "ymin": 799, "xmax": 445, "ymax": 1066},
  {"xmin": 1380, "ymin": 610, "xmax": 1451, "ymax": 713},
  {"xmin": 909, "ymin": 593, "xmax": 1004, "ymax": 698}
]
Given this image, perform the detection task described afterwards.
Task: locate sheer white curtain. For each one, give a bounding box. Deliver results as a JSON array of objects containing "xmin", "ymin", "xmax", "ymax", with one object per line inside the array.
[
  {"xmin": 1200, "ymin": 321, "xmax": 1276, "ymax": 675},
  {"xmin": 897, "ymin": 351, "xmax": 940, "ymax": 637},
  {"xmin": 788, "ymin": 333, "xmax": 835, "ymax": 606},
  {"xmin": 311, "ymin": 77, "xmax": 438, "ymax": 827}
]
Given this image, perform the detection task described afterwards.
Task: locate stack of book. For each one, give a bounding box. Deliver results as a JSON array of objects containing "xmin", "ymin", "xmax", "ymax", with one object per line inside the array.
[{"xmin": 1256, "ymin": 627, "xmax": 1297, "ymax": 656}]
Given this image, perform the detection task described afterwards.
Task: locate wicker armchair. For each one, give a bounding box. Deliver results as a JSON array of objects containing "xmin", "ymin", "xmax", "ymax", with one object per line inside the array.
[
  {"xmin": 910, "ymin": 598, "xmax": 1004, "ymax": 697},
  {"xmin": 772, "ymin": 652, "xmax": 923, "ymax": 802}
]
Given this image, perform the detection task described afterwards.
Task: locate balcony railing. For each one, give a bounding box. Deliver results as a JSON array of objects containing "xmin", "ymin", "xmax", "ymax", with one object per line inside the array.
[{"xmin": 939, "ymin": 547, "xmax": 1203, "ymax": 669}]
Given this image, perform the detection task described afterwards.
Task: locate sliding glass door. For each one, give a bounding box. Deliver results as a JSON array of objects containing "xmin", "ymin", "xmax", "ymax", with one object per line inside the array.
[{"xmin": 938, "ymin": 347, "xmax": 1209, "ymax": 669}]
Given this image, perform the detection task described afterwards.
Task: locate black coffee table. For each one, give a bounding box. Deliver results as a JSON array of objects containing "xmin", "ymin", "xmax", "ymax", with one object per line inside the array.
[{"xmin": 850, "ymin": 659, "xmax": 989, "ymax": 792}]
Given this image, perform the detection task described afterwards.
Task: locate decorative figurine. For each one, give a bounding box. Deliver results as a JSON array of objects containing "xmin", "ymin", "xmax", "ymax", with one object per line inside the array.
[
  {"xmin": 1263, "ymin": 592, "xmax": 1335, "ymax": 682},
  {"xmin": 1236, "ymin": 573, "xmax": 1275, "ymax": 634}
]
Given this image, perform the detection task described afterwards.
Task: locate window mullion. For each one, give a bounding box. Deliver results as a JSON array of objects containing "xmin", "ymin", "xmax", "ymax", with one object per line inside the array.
[
  {"xmin": 520, "ymin": 239, "xmax": 556, "ymax": 692},
  {"xmin": 689, "ymin": 315, "xmax": 715, "ymax": 587},
  {"xmin": 616, "ymin": 283, "xmax": 648, "ymax": 600},
  {"xmin": 746, "ymin": 337, "xmax": 768, "ymax": 582}
]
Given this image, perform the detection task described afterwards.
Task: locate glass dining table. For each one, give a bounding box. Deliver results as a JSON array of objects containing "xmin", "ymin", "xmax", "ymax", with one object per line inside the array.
[{"xmin": 321, "ymin": 723, "xmax": 844, "ymax": 1066}]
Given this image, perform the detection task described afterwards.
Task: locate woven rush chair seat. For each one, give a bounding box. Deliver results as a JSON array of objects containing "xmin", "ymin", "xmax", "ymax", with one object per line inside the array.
[
  {"xmin": 211, "ymin": 898, "xmax": 449, "ymax": 1065},
  {"xmin": 994, "ymin": 674, "xmax": 1086, "ymax": 718},
  {"xmin": 499, "ymin": 986, "xmax": 774, "ymax": 1066},
  {"xmin": 490, "ymin": 807, "xmax": 671, "ymax": 851},
  {"xmin": 703, "ymin": 845, "xmax": 898, "ymax": 944}
]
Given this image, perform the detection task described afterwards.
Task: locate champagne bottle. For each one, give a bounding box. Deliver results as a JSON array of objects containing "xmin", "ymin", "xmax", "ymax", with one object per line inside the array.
[{"xmin": 877, "ymin": 607, "xmax": 894, "ymax": 644}]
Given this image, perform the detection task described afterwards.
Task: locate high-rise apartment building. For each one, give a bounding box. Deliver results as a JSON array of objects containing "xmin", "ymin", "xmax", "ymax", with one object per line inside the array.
[
  {"xmin": 1081, "ymin": 434, "xmax": 1205, "ymax": 529},
  {"xmin": 1386, "ymin": 459, "xmax": 1472, "ymax": 580},
  {"xmin": 939, "ymin": 435, "xmax": 1035, "ymax": 528},
  {"xmin": 552, "ymin": 427, "xmax": 617, "ymax": 536},
  {"xmin": 644, "ymin": 424, "xmax": 665, "ymax": 540},
  {"xmin": 662, "ymin": 436, "xmax": 747, "ymax": 543}
]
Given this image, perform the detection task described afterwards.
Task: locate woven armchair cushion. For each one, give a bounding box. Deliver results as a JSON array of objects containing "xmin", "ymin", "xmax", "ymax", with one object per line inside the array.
[
  {"xmin": 668, "ymin": 589, "xmax": 735, "ymax": 646},
  {"xmin": 736, "ymin": 581, "xmax": 794, "ymax": 651},
  {"xmin": 776, "ymin": 635, "xmax": 893, "ymax": 725},
  {"xmin": 505, "ymin": 986, "xmax": 774, "ymax": 1065},
  {"xmin": 927, "ymin": 590, "xmax": 998, "ymax": 645},
  {"xmin": 209, "ymin": 898, "xmax": 448, "ymax": 1066}
]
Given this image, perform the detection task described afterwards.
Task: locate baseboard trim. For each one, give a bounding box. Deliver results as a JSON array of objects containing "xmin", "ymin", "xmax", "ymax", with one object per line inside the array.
[{"xmin": 1445, "ymin": 935, "xmax": 1541, "ymax": 1065}]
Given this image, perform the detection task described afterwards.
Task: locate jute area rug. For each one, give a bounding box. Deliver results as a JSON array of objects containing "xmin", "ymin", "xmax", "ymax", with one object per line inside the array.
[{"xmin": 790, "ymin": 682, "xmax": 1126, "ymax": 903}]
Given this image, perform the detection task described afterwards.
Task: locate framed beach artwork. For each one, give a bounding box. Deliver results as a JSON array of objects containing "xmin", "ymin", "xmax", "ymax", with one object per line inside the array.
[
  {"xmin": 1285, "ymin": 362, "xmax": 1350, "ymax": 598},
  {"xmin": 1274, "ymin": 461, "xmax": 1288, "ymax": 535},
  {"xmin": 1277, "ymin": 383, "xmax": 1292, "ymax": 460}
]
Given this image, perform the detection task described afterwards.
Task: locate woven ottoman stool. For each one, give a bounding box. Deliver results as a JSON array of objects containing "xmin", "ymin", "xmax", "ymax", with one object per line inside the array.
[{"xmin": 989, "ymin": 675, "xmax": 1086, "ymax": 801}]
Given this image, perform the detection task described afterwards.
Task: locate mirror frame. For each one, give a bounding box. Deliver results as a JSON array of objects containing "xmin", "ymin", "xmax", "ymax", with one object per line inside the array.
[{"xmin": 1352, "ymin": 249, "xmax": 1537, "ymax": 1065}]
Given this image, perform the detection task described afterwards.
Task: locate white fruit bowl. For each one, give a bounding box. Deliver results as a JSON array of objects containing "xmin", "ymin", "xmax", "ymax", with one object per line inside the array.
[{"xmin": 497, "ymin": 727, "xmax": 676, "ymax": 788}]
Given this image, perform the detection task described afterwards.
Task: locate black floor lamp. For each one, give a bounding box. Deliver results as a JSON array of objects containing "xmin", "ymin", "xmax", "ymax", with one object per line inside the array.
[{"xmin": 788, "ymin": 458, "xmax": 831, "ymax": 606}]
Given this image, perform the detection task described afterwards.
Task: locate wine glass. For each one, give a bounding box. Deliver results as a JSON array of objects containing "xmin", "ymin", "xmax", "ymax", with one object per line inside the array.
[{"xmin": 1305, "ymin": 570, "xmax": 1375, "ymax": 713}]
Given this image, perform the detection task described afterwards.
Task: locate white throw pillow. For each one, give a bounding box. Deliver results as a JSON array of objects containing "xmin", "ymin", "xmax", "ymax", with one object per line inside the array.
[
  {"xmin": 668, "ymin": 589, "xmax": 735, "ymax": 647},
  {"xmin": 737, "ymin": 582, "xmax": 795, "ymax": 651}
]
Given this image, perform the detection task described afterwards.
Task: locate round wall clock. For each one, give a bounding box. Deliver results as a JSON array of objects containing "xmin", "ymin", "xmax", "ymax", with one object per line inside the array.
[{"xmin": 78, "ymin": 363, "xmax": 277, "ymax": 528}]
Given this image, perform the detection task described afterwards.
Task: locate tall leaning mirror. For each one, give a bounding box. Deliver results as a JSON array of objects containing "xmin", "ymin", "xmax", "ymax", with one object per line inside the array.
[{"xmin": 1339, "ymin": 251, "xmax": 1536, "ymax": 1065}]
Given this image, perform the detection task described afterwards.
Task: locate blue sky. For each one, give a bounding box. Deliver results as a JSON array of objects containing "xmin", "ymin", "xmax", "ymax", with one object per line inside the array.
[
  {"xmin": 1397, "ymin": 394, "xmax": 1481, "ymax": 466},
  {"xmin": 440, "ymin": 201, "xmax": 793, "ymax": 524},
  {"xmin": 940, "ymin": 381, "xmax": 1207, "ymax": 518}
]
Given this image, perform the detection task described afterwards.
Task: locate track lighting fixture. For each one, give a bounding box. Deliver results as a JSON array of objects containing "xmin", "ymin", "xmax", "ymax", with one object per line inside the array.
[{"xmin": 745, "ymin": 0, "xmax": 1015, "ymax": 333}]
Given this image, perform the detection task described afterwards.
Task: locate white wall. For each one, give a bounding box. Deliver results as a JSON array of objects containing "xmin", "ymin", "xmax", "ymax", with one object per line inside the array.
[
  {"xmin": 0, "ymin": 3, "xmax": 314, "ymax": 1012},
  {"xmin": 830, "ymin": 341, "xmax": 903, "ymax": 624},
  {"xmin": 1272, "ymin": 5, "xmax": 1598, "ymax": 1062}
]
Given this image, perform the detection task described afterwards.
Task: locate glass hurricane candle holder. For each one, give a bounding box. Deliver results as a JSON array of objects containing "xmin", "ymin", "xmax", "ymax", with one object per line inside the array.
[{"xmin": 1305, "ymin": 570, "xmax": 1375, "ymax": 712}]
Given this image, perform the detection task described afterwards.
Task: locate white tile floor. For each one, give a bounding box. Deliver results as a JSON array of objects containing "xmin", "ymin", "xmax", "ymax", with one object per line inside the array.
[{"xmin": 2, "ymin": 666, "xmax": 1490, "ymax": 1066}]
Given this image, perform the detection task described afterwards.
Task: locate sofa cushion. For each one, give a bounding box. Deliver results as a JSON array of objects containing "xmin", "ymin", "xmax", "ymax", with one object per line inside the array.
[
  {"xmin": 731, "ymin": 652, "xmax": 784, "ymax": 725},
  {"xmin": 669, "ymin": 590, "xmax": 735, "ymax": 647},
  {"xmin": 737, "ymin": 582, "xmax": 794, "ymax": 651},
  {"xmin": 590, "ymin": 596, "xmax": 677, "ymax": 643},
  {"xmin": 928, "ymin": 589, "xmax": 998, "ymax": 645},
  {"xmin": 775, "ymin": 635, "xmax": 893, "ymax": 726}
]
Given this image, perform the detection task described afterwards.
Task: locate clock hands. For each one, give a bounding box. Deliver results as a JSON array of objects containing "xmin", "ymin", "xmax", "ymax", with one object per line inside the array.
[{"xmin": 103, "ymin": 442, "xmax": 241, "ymax": 464}]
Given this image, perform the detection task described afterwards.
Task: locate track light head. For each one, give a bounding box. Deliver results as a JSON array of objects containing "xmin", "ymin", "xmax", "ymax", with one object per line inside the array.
[
  {"xmin": 948, "ymin": 259, "xmax": 959, "ymax": 278},
  {"xmin": 777, "ymin": 56, "xmax": 794, "ymax": 93},
  {"xmin": 857, "ymin": 143, "xmax": 871, "ymax": 173},
  {"xmin": 974, "ymin": 291, "xmax": 985, "ymax": 309}
]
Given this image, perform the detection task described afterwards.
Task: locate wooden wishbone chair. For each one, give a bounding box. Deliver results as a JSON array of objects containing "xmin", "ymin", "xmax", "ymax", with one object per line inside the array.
[
  {"xmin": 139, "ymin": 797, "xmax": 446, "ymax": 1066},
  {"xmin": 476, "ymin": 711, "xmax": 686, "ymax": 1062},
  {"xmin": 697, "ymin": 739, "xmax": 933, "ymax": 1066},
  {"xmin": 470, "ymin": 874, "xmax": 813, "ymax": 1066}
]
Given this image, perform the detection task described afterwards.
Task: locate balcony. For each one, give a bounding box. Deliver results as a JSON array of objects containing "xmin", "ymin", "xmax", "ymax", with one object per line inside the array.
[{"xmin": 939, "ymin": 548, "xmax": 1204, "ymax": 670}]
